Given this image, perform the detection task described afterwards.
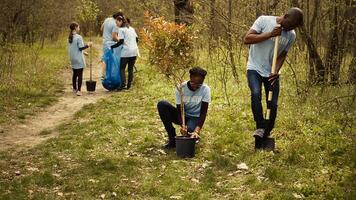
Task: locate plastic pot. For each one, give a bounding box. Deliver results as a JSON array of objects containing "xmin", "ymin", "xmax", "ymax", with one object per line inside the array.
[
  {"xmin": 86, "ymin": 80, "xmax": 96, "ymax": 92},
  {"xmin": 175, "ymin": 136, "xmax": 197, "ymax": 158},
  {"xmin": 255, "ymin": 137, "xmax": 275, "ymax": 151}
]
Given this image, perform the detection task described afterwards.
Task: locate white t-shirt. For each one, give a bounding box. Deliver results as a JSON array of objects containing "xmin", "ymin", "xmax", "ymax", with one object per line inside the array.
[
  {"xmin": 247, "ymin": 16, "xmax": 296, "ymax": 77},
  {"xmin": 175, "ymin": 82, "xmax": 211, "ymax": 117},
  {"xmin": 102, "ymin": 17, "xmax": 118, "ymax": 50},
  {"xmin": 119, "ymin": 26, "xmax": 138, "ymax": 58}
]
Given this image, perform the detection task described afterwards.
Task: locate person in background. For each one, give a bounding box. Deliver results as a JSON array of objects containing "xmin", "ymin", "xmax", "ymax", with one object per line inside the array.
[
  {"xmin": 119, "ymin": 18, "xmax": 139, "ymax": 90},
  {"xmin": 101, "ymin": 12, "xmax": 124, "ymax": 78},
  {"xmin": 68, "ymin": 22, "xmax": 92, "ymax": 96},
  {"xmin": 157, "ymin": 67, "xmax": 211, "ymax": 149}
]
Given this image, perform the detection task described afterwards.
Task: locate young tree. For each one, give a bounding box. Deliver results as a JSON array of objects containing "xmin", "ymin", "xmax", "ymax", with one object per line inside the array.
[
  {"xmin": 141, "ymin": 12, "xmax": 195, "ymax": 132},
  {"xmin": 77, "ymin": 0, "xmax": 99, "ymax": 82}
]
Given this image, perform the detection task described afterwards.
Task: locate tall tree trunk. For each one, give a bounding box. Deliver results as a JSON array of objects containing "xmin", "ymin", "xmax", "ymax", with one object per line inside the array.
[
  {"xmin": 338, "ymin": 0, "xmax": 353, "ymax": 83},
  {"xmin": 208, "ymin": 0, "xmax": 216, "ymax": 52},
  {"xmin": 227, "ymin": 0, "xmax": 238, "ymax": 82},
  {"xmin": 349, "ymin": 52, "xmax": 356, "ymax": 84},
  {"xmin": 299, "ymin": 26, "xmax": 325, "ymax": 83},
  {"xmin": 173, "ymin": 0, "xmax": 194, "ymax": 25},
  {"xmin": 307, "ymin": 0, "xmax": 320, "ymax": 82},
  {"xmin": 325, "ymin": 0, "xmax": 340, "ymax": 84},
  {"xmin": 347, "ymin": 1, "xmax": 356, "ymax": 83},
  {"xmin": 292, "ymin": 0, "xmax": 325, "ymax": 83}
]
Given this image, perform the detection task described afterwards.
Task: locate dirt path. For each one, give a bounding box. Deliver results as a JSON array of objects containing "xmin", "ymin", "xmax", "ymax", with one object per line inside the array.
[{"xmin": 0, "ymin": 44, "xmax": 112, "ymax": 151}]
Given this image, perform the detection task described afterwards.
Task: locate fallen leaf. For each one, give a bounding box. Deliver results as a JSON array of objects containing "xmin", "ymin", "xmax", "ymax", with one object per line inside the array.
[
  {"xmin": 27, "ymin": 167, "xmax": 39, "ymax": 172},
  {"xmin": 191, "ymin": 178, "xmax": 199, "ymax": 183},
  {"xmin": 157, "ymin": 149, "xmax": 167, "ymax": 155},
  {"xmin": 237, "ymin": 163, "xmax": 249, "ymax": 170},
  {"xmin": 292, "ymin": 193, "xmax": 304, "ymax": 199},
  {"xmin": 170, "ymin": 195, "xmax": 182, "ymax": 199}
]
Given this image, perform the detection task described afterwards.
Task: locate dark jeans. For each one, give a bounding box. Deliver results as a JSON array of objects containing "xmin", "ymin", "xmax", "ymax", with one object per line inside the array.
[
  {"xmin": 72, "ymin": 68, "xmax": 83, "ymax": 91},
  {"xmin": 120, "ymin": 57, "xmax": 137, "ymax": 89},
  {"xmin": 247, "ymin": 70, "xmax": 279, "ymax": 135},
  {"xmin": 157, "ymin": 100, "xmax": 199, "ymax": 142}
]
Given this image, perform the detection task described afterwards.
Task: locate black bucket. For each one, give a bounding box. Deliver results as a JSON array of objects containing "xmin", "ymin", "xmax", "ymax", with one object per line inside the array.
[
  {"xmin": 86, "ymin": 80, "xmax": 96, "ymax": 92},
  {"xmin": 175, "ymin": 136, "xmax": 197, "ymax": 158},
  {"xmin": 255, "ymin": 137, "xmax": 275, "ymax": 151}
]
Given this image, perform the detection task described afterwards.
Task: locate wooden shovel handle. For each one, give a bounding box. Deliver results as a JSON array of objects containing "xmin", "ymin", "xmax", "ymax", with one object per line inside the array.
[
  {"xmin": 271, "ymin": 35, "xmax": 280, "ymax": 74},
  {"xmin": 266, "ymin": 35, "xmax": 280, "ymax": 120}
]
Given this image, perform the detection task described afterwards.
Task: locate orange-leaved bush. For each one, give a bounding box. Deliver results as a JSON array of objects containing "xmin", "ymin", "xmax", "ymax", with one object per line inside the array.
[{"xmin": 141, "ymin": 12, "xmax": 195, "ymax": 83}]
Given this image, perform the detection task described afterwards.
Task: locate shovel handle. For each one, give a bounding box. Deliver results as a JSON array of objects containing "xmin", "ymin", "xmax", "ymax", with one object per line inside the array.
[
  {"xmin": 271, "ymin": 35, "xmax": 280, "ymax": 75},
  {"xmin": 266, "ymin": 35, "xmax": 280, "ymax": 120}
]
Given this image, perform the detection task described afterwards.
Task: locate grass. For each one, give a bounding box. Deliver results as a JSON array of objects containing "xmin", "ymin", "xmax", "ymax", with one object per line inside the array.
[
  {"xmin": 0, "ymin": 41, "xmax": 67, "ymax": 125},
  {"xmin": 0, "ymin": 44, "xmax": 355, "ymax": 199},
  {"xmin": 0, "ymin": 36, "xmax": 99, "ymax": 126}
]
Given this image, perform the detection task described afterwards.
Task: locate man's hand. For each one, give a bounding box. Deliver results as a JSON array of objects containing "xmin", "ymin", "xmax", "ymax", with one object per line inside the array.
[
  {"xmin": 190, "ymin": 127, "xmax": 201, "ymax": 138},
  {"xmin": 268, "ymin": 73, "xmax": 279, "ymax": 85},
  {"xmin": 180, "ymin": 125, "xmax": 188, "ymax": 135},
  {"xmin": 87, "ymin": 42, "xmax": 93, "ymax": 47},
  {"xmin": 190, "ymin": 131, "xmax": 200, "ymax": 139},
  {"xmin": 269, "ymin": 26, "xmax": 282, "ymax": 38},
  {"xmin": 83, "ymin": 51, "xmax": 89, "ymax": 56}
]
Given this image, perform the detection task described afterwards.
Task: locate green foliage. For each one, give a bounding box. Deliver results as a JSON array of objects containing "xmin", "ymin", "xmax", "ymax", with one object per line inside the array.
[
  {"xmin": 77, "ymin": 0, "xmax": 100, "ymax": 23},
  {"xmin": 0, "ymin": 41, "xmax": 67, "ymax": 125}
]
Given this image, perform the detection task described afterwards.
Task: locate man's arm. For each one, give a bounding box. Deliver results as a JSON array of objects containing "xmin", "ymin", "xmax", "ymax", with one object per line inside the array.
[
  {"xmin": 193, "ymin": 102, "xmax": 209, "ymax": 134},
  {"xmin": 275, "ymin": 51, "xmax": 287, "ymax": 73},
  {"xmin": 243, "ymin": 27, "xmax": 282, "ymax": 45},
  {"xmin": 268, "ymin": 51, "xmax": 288, "ymax": 84}
]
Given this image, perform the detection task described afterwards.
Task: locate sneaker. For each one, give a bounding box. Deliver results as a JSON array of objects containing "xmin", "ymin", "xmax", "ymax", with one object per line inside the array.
[
  {"xmin": 73, "ymin": 89, "xmax": 77, "ymax": 94},
  {"xmin": 162, "ymin": 141, "xmax": 176, "ymax": 149},
  {"xmin": 76, "ymin": 91, "xmax": 82, "ymax": 96},
  {"xmin": 253, "ymin": 128, "xmax": 265, "ymax": 139}
]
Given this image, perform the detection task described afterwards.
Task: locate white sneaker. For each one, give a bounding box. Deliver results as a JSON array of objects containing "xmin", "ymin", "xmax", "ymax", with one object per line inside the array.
[
  {"xmin": 76, "ymin": 91, "xmax": 82, "ymax": 96},
  {"xmin": 73, "ymin": 89, "xmax": 77, "ymax": 94}
]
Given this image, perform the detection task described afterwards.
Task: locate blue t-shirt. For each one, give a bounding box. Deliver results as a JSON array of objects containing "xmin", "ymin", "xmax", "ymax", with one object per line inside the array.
[
  {"xmin": 175, "ymin": 82, "xmax": 211, "ymax": 117},
  {"xmin": 68, "ymin": 34, "xmax": 86, "ymax": 69},
  {"xmin": 102, "ymin": 17, "xmax": 118, "ymax": 50},
  {"xmin": 247, "ymin": 16, "xmax": 296, "ymax": 77}
]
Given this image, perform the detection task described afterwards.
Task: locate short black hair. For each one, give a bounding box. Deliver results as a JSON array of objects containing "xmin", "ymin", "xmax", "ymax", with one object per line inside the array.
[
  {"xmin": 189, "ymin": 67, "xmax": 207, "ymax": 78},
  {"xmin": 286, "ymin": 7, "xmax": 304, "ymax": 27},
  {"xmin": 113, "ymin": 11, "xmax": 124, "ymax": 19}
]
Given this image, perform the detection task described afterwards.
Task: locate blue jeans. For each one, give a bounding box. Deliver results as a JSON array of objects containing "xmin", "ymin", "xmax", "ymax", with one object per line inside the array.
[
  {"xmin": 157, "ymin": 100, "xmax": 199, "ymax": 142},
  {"xmin": 247, "ymin": 70, "xmax": 279, "ymax": 136}
]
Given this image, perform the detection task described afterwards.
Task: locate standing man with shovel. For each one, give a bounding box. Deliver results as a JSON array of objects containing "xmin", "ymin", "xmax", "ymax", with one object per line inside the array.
[{"xmin": 243, "ymin": 8, "xmax": 303, "ymax": 147}]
